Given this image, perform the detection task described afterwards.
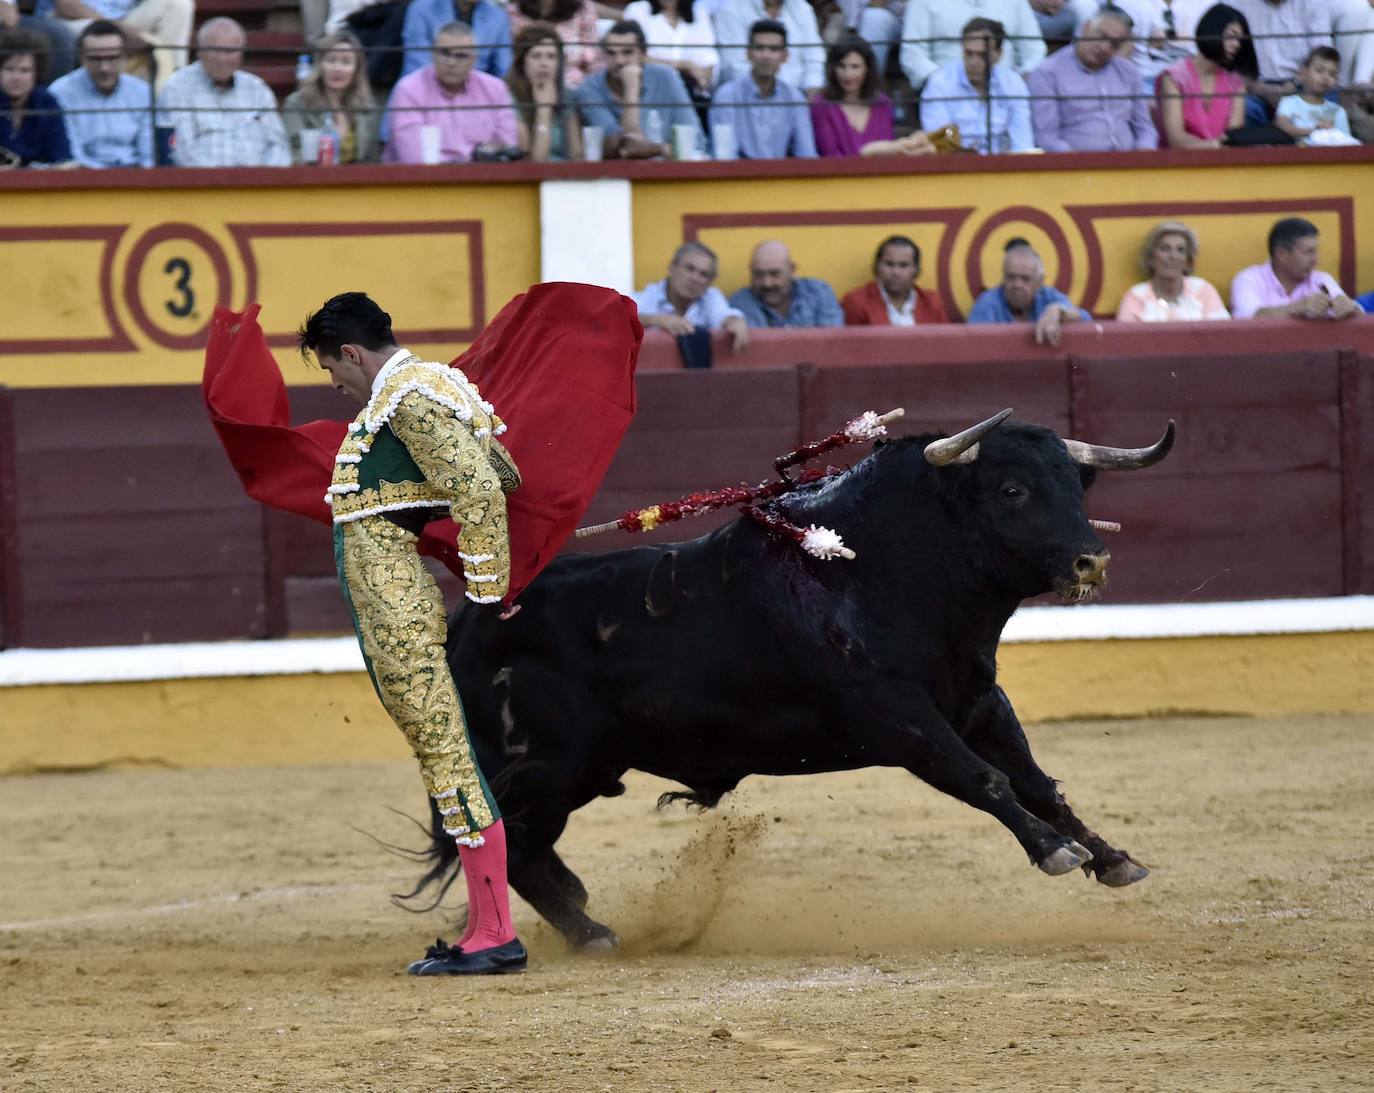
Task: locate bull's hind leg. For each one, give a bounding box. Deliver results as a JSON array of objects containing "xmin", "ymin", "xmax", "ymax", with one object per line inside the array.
[
  {"xmin": 962, "ymin": 688, "xmax": 1148, "ymax": 887},
  {"xmin": 507, "ymin": 845, "xmax": 618, "ymax": 951}
]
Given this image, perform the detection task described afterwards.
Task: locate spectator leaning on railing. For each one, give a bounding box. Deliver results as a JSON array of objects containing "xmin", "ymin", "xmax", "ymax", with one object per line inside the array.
[
  {"xmin": 919, "ymin": 17, "xmax": 1035, "ymax": 154},
  {"xmin": 48, "ymin": 19, "xmax": 152, "ymax": 167},
  {"xmin": 1155, "ymin": 2, "xmax": 1253, "ymax": 149},
  {"xmin": 505, "ymin": 21, "xmax": 583, "ymax": 160},
  {"xmin": 1116, "ymin": 220, "xmax": 1230, "ymax": 321},
  {"xmin": 968, "ymin": 241, "xmax": 1089, "ymax": 345},
  {"xmin": 0, "ymin": 26, "xmax": 73, "ymax": 165},
  {"xmin": 39, "ymin": 0, "xmax": 192, "ymax": 91},
  {"xmin": 1231, "ymin": 217, "xmax": 1361, "ymax": 320},
  {"xmin": 505, "ymin": 0, "xmax": 601, "ymax": 87},
  {"xmin": 282, "ymin": 30, "xmax": 379, "ymax": 164},
  {"xmin": 384, "ymin": 20, "xmax": 517, "ymax": 163},
  {"xmin": 729, "ymin": 240, "xmax": 844, "ymax": 328},
  {"xmin": 841, "ymin": 235, "xmax": 949, "ymax": 327},
  {"xmin": 1027, "ymin": 8, "xmax": 1156, "ymax": 152},
  {"xmin": 574, "ymin": 19, "xmax": 701, "ymax": 159},
  {"xmin": 402, "ymin": 0, "xmax": 513, "ymax": 79},
  {"xmin": 155, "ymin": 17, "xmax": 290, "ymax": 167},
  {"xmin": 708, "ymin": 18, "xmax": 815, "ymax": 158},
  {"xmin": 899, "ymin": 0, "xmax": 1047, "ymax": 94},
  {"xmin": 811, "ymin": 35, "xmax": 933, "ymax": 156},
  {"xmin": 0, "ymin": 0, "xmax": 77, "ymax": 79},
  {"xmin": 633, "ymin": 241, "xmax": 751, "ymax": 350},
  {"xmin": 713, "ymin": 0, "xmax": 824, "ymax": 95}
]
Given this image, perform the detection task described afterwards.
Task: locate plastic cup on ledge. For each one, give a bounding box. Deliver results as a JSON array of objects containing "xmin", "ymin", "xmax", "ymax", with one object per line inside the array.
[
  {"xmin": 582, "ymin": 125, "xmax": 604, "ymax": 161},
  {"xmin": 420, "ymin": 125, "xmax": 442, "ymax": 165},
  {"xmin": 297, "ymin": 128, "xmax": 322, "ymax": 164}
]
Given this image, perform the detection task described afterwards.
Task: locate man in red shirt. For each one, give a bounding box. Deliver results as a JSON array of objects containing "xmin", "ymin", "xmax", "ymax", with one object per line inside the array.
[{"xmin": 842, "ymin": 235, "xmax": 948, "ymax": 327}]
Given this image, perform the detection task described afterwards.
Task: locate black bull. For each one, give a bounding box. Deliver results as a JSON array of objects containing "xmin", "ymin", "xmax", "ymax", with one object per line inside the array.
[{"xmin": 413, "ymin": 411, "xmax": 1176, "ymax": 950}]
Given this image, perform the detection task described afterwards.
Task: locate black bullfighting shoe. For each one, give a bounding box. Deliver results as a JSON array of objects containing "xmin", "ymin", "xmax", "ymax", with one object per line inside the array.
[{"xmin": 406, "ymin": 937, "xmax": 528, "ymax": 976}]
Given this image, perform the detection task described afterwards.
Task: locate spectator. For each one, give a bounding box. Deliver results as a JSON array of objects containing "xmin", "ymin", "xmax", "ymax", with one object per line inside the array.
[
  {"xmin": 623, "ymin": 0, "xmax": 719, "ymax": 105},
  {"xmin": 1230, "ymin": 0, "xmax": 1333, "ymax": 125},
  {"xmin": 1231, "ymin": 217, "xmax": 1361, "ymax": 320},
  {"xmin": 633, "ymin": 241, "xmax": 750, "ymax": 350},
  {"xmin": 1275, "ymin": 46, "xmax": 1354, "ymax": 144},
  {"xmin": 1331, "ymin": 0, "xmax": 1374, "ymax": 87},
  {"xmin": 156, "ymin": 17, "xmax": 290, "ymax": 167},
  {"xmin": 384, "ymin": 21, "xmax": 517, "ymax": 162},
  {"xmin": 282, "ymin": 30, "xmax": 379, "ymax": 164},
  {"xmin": 968, "ymin": 242, "xmax": 1088, "ymax": 345},
  {"xmin": 0, "ymin": 0, "xmax": 77, "ymax": 79},
  {"xmin": 1030, "ymin": 0, "xmax": 1098, "ymax": 49},
  {"xmin": 1116, "ymin": 221, "xmax": 1230, "ymax": 321},
  {"xmin": 505, "ymin": 0, "xmax": 600, "ymax": 87},
  {"xmin": 1113, "ymin": 0, "xmax": 1193, "ymax": 95},
  {"xmin": 1156, "ymin": 2, "xmax": 1252, "ymax": 148},
  {"xmin": 709, "ymin": 18, "xmax": 814, "ymax": 158},
  {"xmin": 713, "ymin": 0, "xmax": 824, "ymax": 93},
  {"xmin": 811, "ymin": 35, "xmax": 936, "ymax": 156},
  {"xmin": 0, "ymin": 26, "xmax": 71, "ymax": 163},
  {"xmin": 835, "ymin": 0, "xmax": 904, "ymax": 74},
  {"xmin": 728, "ymin": 240, "xmax": 844, "ymax": 327},
  {"xmin": 919, "ymin": 17, "xmax": 1035, "ymax": 154},
  {"xmin": 899, "ymin": 0, "xmax": 1047, "ymax": 93},
  {"xmin": 1027, "ymin": 9, "xmax": 1156, "ymax": 152},
  {"xmin": 842, "ymin": 235, "xmax": 949, "ymax": 326},
  {"xmin": 41, "ymin": 0, "xmax": 193, "ymax": 89},
  {"xmin": 49, "ymin": 20, "xmax": 151, "ymax": 167},
  {"xmin": 574, "ymin": 21, "xmax": 701, "ymax": 159},
  {"xmin": 505, "ymin": 20, "xmax": 583, "ymax": 160},
  {"xmin": 402, "ymin": 0, "xmax": 512, "ymax": 79}
]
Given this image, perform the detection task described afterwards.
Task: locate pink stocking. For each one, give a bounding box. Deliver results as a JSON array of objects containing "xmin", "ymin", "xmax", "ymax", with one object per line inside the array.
[{"xmin": 456, "ymin": 819, "xmax": 517, "ymax": 951}]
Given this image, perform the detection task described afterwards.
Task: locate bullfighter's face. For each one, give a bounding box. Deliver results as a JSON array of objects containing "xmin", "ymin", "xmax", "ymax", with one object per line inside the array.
[{"xmin": 317, "ymin": 348, "xmax": 372, "ymax": 403}]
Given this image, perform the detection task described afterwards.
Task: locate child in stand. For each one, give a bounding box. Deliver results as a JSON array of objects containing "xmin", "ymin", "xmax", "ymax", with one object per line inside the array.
[{"xmin": 1275, "ymin": 46, "xmax": 1352, "ymax": 145}]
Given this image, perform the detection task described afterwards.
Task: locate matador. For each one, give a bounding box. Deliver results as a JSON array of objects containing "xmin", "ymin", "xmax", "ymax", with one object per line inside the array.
[{"xmin": 301, "ymin": 292, "xmax": 526, "ymax": 976}]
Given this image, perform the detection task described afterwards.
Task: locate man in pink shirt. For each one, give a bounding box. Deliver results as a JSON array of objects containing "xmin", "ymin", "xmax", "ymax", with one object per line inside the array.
[
  {"xmin": 384, "ymin": 20, "xmax": 517, "ymax": 164},
  {"xmin": 1231, "ymin": 217, "xmax": 1361, "ymax": 320}
]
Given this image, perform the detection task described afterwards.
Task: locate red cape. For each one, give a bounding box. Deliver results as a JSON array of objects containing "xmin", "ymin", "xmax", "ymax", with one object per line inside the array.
[{"xmin": 203, "ymin": 282, "xmax": 642, "ymax": 601}]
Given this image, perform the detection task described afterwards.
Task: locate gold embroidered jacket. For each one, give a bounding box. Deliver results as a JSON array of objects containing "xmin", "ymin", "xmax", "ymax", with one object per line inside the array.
[{"xmin": 326, "ymin": 355, "xmax": 522, "ymax": 603}]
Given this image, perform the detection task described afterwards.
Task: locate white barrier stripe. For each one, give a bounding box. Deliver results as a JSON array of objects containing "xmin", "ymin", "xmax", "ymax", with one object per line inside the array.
[{"xmin": 1, "ymin": 596, "xmax": 1371, "ymax": 688}]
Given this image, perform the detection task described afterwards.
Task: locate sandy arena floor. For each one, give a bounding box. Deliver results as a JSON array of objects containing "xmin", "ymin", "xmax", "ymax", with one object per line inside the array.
[{"xmin": 2, "ymin": 714, "xmax": 1371, "ymax": 1092}]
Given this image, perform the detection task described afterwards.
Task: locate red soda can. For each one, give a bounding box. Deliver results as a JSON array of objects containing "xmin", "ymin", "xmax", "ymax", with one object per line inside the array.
[{"xmin": 317, "ymin": 132, "xmax": 337, "ymax": 166}]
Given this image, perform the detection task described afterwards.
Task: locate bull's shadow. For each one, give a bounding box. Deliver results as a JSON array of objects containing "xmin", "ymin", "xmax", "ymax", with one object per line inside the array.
[{"xmin": 408, "ymin": 411, "xmax": 1174, "ymax": 951}]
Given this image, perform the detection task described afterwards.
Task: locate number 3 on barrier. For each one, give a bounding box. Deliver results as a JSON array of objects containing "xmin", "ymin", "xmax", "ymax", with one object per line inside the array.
[
  {"xmin": 163, "ymin": 257, "xmax": 196, "ymax": 319},
  {"xmin": 122, "ymin": 224, "xmax": 232, "ymax": 351}
]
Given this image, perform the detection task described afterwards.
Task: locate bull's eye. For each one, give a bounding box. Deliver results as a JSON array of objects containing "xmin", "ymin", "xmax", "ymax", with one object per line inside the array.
[{"xmin": 999, "ymin": 480, "xmax": 1028, "ymax": 504}]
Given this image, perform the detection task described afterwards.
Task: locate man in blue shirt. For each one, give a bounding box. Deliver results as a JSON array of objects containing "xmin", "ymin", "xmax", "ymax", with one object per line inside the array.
[
  {"xmin": 729, "ymin": 240, "xmax": 843, "ymax": 328},
  {"xmin": 709, "ymin": 18, "xmax": 816, "ymax": 160},
  {"xmin": 401, "ymin": 0, "xmax": 511, "ymax": 78},
  {"xmin": 574, "ymin": 21, "xmax": 701, "ymax": 159},
  {"xmin": 49, "ymin": 20, "xmax": 152, "ymax": 167},
  {"xmin": 968, "ymin": 242, "xmax": 1089, "ymax": 346},
  {"xmin": 919, "ymin": 17, "xmax": 1035, "ymax": 155}
]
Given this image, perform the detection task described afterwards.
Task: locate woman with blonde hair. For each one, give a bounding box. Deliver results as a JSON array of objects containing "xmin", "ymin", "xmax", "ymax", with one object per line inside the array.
[
  {"xmin": 1116, "ymin": 221, "xmax": 1230, "ymax": 322},
  {"xmin": 282, "ymin": 30, "xmax": 380, "ymax": 163},
  {"xmin": 506, "ymin": 21, "xmax": 583, "ymax": 161}
]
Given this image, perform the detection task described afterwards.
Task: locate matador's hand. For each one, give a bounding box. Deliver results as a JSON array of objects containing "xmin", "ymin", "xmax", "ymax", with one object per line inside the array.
[{"xmin": 498, "ymin": 604, "xmax": 522, "ymax": 621}]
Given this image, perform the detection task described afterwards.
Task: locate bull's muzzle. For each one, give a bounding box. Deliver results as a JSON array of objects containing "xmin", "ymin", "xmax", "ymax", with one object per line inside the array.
[{"xmin": 1074, "ymin": 551, "xmax": 1110, "ymax": 586}]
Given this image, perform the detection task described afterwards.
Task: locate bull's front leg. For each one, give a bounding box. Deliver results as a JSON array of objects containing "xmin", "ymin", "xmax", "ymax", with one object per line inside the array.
[
  {"xmin": 853, "ymin": 694, "xmax": 1093, "ymax": 876},
  {"xmin": 961, "ymin": 687, "xmax": 1148, "ymax": 888}
]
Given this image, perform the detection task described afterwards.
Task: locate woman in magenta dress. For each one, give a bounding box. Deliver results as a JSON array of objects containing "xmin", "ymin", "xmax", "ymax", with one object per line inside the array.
[
  {"xmin": 1156, "ymin": 3, "xmax": 1256, "ymax": 148},
  {"xmin": 809, "ymin": 36, "xmax": 933, "ymax": 158}
]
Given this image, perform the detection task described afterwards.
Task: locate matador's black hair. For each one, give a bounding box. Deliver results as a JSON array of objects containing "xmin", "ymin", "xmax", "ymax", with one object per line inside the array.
[{"xmin": 297, "ymin": 292, "xmax": 395, "ymax": 363}]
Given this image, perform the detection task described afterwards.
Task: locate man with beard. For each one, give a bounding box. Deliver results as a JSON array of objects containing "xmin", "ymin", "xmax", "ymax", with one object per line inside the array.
[{"xmin": 728, "ymin": 239, "xmax": 843, "ymax": 328}]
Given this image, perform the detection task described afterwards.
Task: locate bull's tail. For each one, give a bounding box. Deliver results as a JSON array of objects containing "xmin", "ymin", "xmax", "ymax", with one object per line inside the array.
[{"xmin": 381, "ymin": 799, "xmax": 463, "ymax": 913}]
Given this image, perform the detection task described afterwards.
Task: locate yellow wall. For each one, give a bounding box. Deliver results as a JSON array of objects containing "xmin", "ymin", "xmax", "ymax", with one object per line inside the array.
[
  {"xmin": 3, "ymin": 631, "xmax": 1371, "ymax": 772},
  {"xmin": 0, "ymin": 181, "xmax": 540, "ymax": 388},
  {"xmin": 632, "ymin": 159, "xmax": 1373, "ymax": 319}
]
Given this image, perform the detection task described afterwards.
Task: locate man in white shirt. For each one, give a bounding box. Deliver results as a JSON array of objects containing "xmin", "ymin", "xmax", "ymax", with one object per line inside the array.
[
  {"xmin": 633, "ymin": 242, "xmax": 750, "ymax": 350},
  {"xmin": 900, "ymin": 0, "xmax": 1046, "ymax": 92}
]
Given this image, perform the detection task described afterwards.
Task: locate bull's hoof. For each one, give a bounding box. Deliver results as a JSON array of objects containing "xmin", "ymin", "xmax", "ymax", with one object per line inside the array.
[
  {"xmin": 1038, "ymin": 842, "xmax": 1093, "ymax": 876},
  {"xmin": 1097, "ymin": 859, "xmax": 1150, "ymax": 887},
  {"xmin": 576, "ymin": 929, "xmax": 620, "ymax": 955}
]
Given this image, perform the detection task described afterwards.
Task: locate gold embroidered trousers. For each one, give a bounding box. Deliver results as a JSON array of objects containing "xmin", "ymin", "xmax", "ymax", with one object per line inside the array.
[{"xmin": 334, "ymin": 514, "xmax": 498, "ymax": 844}]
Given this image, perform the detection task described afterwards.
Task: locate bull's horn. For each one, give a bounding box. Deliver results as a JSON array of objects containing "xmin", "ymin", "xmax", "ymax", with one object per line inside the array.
[
  {"xmin": 924, "ymin": 408, "xmax": 1013, "ymax": 467},
  {"xmin": 1063, "ymin": 420, "xmax": 1176, "ymax": 470}
]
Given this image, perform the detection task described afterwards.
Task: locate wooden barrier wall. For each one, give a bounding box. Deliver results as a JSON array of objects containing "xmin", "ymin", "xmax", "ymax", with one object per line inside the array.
[{"xmin": 1, "ymin": 321, "xmax": 1371, "ymax": 648}]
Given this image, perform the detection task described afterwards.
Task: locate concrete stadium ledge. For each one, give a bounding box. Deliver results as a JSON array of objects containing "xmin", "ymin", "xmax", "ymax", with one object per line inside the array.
[{"xmin": 2, "ymin": 598, "xmax": 1371, "ymax": 774}]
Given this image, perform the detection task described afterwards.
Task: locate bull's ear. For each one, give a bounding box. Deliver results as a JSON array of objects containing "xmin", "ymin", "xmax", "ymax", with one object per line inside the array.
[{"xmin": 1077, "ymin": 465, "xmax": 1099, "ymax": 491}]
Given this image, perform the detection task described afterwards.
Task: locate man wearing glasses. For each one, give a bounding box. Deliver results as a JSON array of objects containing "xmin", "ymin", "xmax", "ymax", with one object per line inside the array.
[
  {"xmin": 49, "ymin": 19, "xmax": 153, "ymax": 167},
  {"xmin": 383, "ymin": 20, "xmax": 517, "ymax": 163},
  {"xmin": 1026, "ymin": 7, "xmax": 1157, "ymax": 151}
]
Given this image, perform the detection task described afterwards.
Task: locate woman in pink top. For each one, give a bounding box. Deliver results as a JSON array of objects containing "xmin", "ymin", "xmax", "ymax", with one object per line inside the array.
[
  {"xmin": 810, "ymin": 37, "xmax": 933, "ymax": 158},
  {"xmin": 1156, "ymin": 3, "xmax": 1255, "ymax": 148},
  {"xmin": 507, "ymin": 0, "xmax": 603, "ymax": 87},
  {"xmin": 1117, "ymin": 221, "xmax": 1230, "ymax": 322}
]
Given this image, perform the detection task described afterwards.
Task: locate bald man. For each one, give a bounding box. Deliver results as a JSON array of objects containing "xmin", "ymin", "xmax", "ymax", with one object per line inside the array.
[
  {"xmin": 155, "ymin": 16, "xmax": 290, "ymax": 166},
  {"xmin": 727, "ymin": 241, "xmax": 844, "ymax": 329}
]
